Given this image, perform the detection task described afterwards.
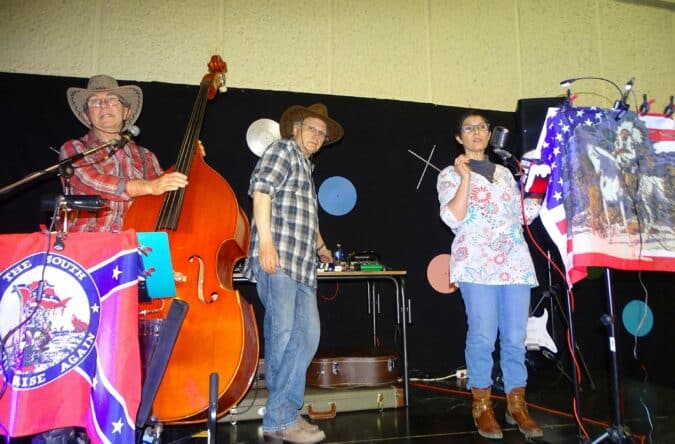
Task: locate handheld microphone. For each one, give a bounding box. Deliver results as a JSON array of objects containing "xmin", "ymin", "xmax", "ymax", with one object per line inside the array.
[{"xmin": 489, "ymin": 126, "xmax": 513, "ymax": 160}]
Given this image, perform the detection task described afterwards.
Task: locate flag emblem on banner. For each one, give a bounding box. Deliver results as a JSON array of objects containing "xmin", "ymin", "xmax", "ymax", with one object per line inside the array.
[
  {"xmin": 1, "ymin": 253, "xmax": 100, "ymax": 390},
  {"xmin": 1, "ymin": 232, "xmax": 142, "ymax": 444}
]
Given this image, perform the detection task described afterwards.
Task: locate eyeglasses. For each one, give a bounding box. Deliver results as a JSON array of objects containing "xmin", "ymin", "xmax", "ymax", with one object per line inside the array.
[
  {"xmin": 87, "ymin": 96, "xmax": 122, "ymax": 109},
  {"xmin": 461, "ymin": 123, "xmax": 490, "ymax": 133},
  {"xmin": 301, "ymin": 123, "xmax": 328, "ymax": 139}
]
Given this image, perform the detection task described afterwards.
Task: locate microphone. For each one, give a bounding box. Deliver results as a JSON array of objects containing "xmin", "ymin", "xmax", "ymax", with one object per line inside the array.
[
  {"xmin": 613, "ymin": 77, "xmax": 633, "ymax": 114},
  {"xmin": 489, "ymin": 126, "xmax": 513, "ymax": 160},
  {"xmin": 121, "ymin": 124, "xmax": 141, "ymax": 141},
  {"xmin": 620, "ymin": 77, "xmax": 633, "ymax": 104},
  {"xmin": 107, "ymin": 125, "xmax": 141, "ymax": 156}
]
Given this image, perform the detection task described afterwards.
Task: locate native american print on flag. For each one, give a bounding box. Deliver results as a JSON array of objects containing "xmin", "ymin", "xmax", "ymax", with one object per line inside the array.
[
  {"xmin": 534, "ymin": 107, "xmax": 675, "ymax": 284},
  {"xmin": 0, "ymin": 231, "xmax": 142, "ymax": 443}
]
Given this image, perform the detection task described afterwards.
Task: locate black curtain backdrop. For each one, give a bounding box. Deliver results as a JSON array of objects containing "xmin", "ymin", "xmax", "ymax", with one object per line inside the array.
[{"xmin": 1, "ymin": 72, "xmax": 673, "ymax": 389}]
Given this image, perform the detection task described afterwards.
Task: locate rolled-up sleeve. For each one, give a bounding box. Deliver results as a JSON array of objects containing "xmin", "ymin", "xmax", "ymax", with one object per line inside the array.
[
  {"xmin": 248, "ymin": 143, "xmax": 291, "ymax": 198},
  {"xmin": 437, "ymin": 166, "xmax": 463, "ymax": 230}
]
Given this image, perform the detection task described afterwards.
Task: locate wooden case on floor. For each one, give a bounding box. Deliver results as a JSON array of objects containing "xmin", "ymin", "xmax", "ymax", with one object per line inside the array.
[
  {"xmin": 219, "ymin": 385, "xmax": 403, "ymax": 423},
  {"xmin": 306, "ymin": 350, "xmax": 400, "ymax": 388}
]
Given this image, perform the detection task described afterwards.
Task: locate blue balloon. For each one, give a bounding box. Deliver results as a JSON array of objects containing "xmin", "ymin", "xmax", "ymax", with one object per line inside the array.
[
  {"xmin": 318, "ymin": 176, "xmax": 357, "ymax": 216},
  {"xmin": 622, "ymin": 300, "xmax": 653, "ymax": 337}
]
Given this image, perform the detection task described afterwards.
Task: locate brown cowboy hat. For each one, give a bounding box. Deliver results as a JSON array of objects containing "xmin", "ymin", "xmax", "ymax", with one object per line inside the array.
[
  {"xmin": 279, "ymin": 103, "xmax": 344, "ymax": 145},
  {"xmin": 67, "ymin": 75, "xmax": 143, "ymax": 130}
]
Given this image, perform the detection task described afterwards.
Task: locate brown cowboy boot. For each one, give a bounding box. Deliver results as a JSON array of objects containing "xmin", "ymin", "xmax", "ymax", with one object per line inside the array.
[
  {"xmin": 505, "ymin": 387, "xmax": 543, "ymax": 438},
  {"xmin": 471, "ymin": 387, "xmax": 503, "ymax": 439}
]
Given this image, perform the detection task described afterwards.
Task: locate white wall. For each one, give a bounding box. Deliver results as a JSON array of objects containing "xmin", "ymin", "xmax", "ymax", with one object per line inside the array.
[{"xmin": 1, "ymin": 0, "xmax": 673, "ymax": 111}]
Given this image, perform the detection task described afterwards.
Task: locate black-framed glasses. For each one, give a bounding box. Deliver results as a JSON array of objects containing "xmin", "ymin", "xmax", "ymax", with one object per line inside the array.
[{"xmin": 461, "ymin": 123, "xmax": 489, "ymax": 133}]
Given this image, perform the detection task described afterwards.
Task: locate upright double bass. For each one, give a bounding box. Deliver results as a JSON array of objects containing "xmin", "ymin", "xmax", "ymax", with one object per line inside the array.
[{"xmin": 124, "ymin": 56, "xmax": 258, "ymax": 423}]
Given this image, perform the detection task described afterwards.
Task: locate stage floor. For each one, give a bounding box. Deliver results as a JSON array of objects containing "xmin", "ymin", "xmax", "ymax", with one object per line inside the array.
[{"xmin": 158, "ymin": 368, "xmax": 675, "ymax": 443}]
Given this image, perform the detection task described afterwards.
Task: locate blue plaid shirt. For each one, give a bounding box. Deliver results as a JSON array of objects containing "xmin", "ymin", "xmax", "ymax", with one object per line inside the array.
[{"xmin": 242, "ymin": 138, "xmax": 319, "ymax": 288}]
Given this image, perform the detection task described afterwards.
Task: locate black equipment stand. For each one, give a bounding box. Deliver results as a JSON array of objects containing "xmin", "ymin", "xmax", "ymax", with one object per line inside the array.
[
  {"xmin": 532, "ymin": 252, "xmax": 595, "ymax": 391},
  {"xmin": 584, "ymin": 269, "xmax": 635, "ymax": 443},
  {"xmin": 207, "ymin": 373, "xmax": 219, "ymax": 444}
]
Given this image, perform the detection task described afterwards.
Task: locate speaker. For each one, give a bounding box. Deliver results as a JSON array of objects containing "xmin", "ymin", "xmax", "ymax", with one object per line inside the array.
[{"xmin": 515, "ymin": 97, "xmax": 565, "ymax": 156}]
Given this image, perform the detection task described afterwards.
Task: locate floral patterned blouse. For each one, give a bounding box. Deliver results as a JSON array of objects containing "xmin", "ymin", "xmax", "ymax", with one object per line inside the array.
[{"xmin": 437, "ymin": 163, "xmax": 540, "ymax": 287}]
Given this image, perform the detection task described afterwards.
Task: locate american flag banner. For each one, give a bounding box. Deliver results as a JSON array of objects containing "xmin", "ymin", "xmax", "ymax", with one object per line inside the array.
[
  {"xmin": 0, "ymin": 231, "xmax": 142, "ymax": 443},
  {"xmin": 534, "ymin": 106, "xmax": 675, "ymax": 284}
]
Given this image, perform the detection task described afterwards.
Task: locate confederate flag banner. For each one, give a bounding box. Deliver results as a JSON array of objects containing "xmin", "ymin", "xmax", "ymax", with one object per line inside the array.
[
  {"xmin": 533, "ymin": 107, "xmax": 675, "ymax": 284},
  {"xmin": 0, "ymin": 231, "xmax": 142, "ymax": 443}
]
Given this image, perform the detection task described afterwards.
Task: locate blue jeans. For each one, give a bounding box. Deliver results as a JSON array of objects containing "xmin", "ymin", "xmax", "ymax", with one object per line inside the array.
[
  {"xmin": 459, "ymin": 282, "xmax": 530, "ymax": 394},
  {"xmin": 251, "ymin": 260, "xmax": 321, "ymax": 432}
]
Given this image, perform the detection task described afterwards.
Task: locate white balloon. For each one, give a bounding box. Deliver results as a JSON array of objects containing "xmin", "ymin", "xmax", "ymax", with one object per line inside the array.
[{"xmin": 246, "ymin": 118, "xmax": 281, "ymax": 157}]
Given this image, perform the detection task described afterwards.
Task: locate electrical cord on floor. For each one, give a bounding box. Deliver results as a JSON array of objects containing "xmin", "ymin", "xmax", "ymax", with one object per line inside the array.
[
  {"xmin": 411, "ymin": 381, "xmax": 648, "ymax": 442},
  {"xmin": 409, "ymin": 366, "xmax": 467, "ymax": 383},
  {"xmin": 409, "ymin": 373, "xmax": 456, "ymax": 383}
]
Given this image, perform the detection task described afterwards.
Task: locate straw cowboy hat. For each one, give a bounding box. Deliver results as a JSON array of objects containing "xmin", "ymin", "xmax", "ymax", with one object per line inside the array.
[
  {"xmin": 279, "ymin": 103, "xmax": 344, "ymax": 145},
  {"xmin": 67, "ymin": 75, "xmax": 143, "ymax": 130}
]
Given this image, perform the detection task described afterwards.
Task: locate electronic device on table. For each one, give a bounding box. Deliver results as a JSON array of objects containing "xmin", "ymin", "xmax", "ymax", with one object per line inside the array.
[{"xmin": 318, "ymin": 250, "xmax": 385, "ymax": 272}]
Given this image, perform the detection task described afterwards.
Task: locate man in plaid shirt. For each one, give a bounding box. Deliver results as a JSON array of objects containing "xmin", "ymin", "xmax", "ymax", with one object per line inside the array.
[
  {"xmin": 59, "ymin": 75, "xmax": 189, "ymax": 232},
  {"xmin": 243, "ymin": 103, "xmax": 342, "ymax": 444}
]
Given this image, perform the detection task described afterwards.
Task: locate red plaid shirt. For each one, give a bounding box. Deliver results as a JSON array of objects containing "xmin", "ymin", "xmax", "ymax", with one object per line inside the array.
[{"xmin": 59, "ymin": 130, "xmax": 163, "ymax": 232}]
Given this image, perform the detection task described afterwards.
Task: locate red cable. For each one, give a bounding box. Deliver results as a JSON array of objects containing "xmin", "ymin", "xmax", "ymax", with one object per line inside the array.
[
  {"xmin": 411, "ymin": 382, "xmax": 646, "ymax": 442},
  {"xmin": 514, "ymin": 158, "xmax": 588, "ymax": 437},
  {"xmin": 319, "ymin": 282, "xmax": 339, "ymax": 301}
]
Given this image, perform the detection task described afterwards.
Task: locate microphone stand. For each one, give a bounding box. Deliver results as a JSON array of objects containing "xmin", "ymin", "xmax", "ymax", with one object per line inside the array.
[
  {"xmin": 585, "ymin": 269, "xmax": 636, "ymax": 444},
  {"xmin": 0, "ymin": 138, "xmax": 118, "ymax": 196},
  {"xmin": 0, "ymin": 139, "xmax": 117, "ymax": 250}
]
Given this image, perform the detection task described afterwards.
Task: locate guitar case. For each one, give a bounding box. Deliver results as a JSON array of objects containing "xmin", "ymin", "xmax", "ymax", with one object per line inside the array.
[{"xmin": 306, "ymin": 349, "xmax": 400, "ymax": 388}]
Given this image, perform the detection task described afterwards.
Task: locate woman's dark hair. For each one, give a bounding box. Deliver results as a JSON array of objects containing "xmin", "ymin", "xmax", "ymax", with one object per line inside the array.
[{"xmin": 455, "ymin": 110, "xmax": 490, "ymax": 135}]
